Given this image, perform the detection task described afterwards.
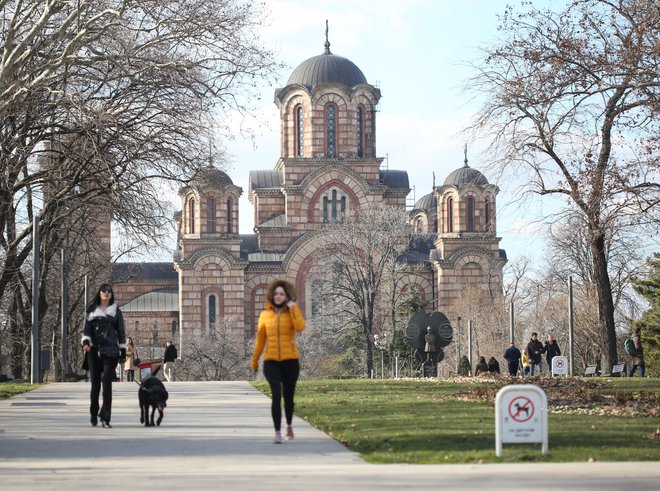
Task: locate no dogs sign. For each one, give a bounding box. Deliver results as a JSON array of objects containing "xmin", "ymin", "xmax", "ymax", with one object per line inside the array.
[{"xmin": 495, "ymin": 385, "xmax": 548, "ymax": 457}]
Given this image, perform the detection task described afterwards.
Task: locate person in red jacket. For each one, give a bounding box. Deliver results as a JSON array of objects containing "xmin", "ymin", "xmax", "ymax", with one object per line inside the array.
[{"xmin": 251, "ymin": 280, "xmax": 306, "ymax": 443}]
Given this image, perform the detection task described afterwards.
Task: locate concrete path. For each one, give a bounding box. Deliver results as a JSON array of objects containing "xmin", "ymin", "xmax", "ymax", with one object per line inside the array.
[{"xmin": 0, "ymin": 381, "xmax": 657, "ymax": 490}]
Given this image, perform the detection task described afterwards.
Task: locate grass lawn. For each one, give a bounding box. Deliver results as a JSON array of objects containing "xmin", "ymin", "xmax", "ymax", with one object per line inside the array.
[
  {"xmin": 253, "ymin": 378, "xmax": 660, "ymax": 464},
  {"xmin": 0, "ymin": 382, "xmax": 42, "ymax": 399}
]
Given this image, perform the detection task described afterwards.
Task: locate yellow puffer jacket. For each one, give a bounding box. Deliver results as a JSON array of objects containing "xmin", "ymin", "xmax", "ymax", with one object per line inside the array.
[{"xmin": 251, "ymin": 303, "xmax": 306, "ymax": 370}]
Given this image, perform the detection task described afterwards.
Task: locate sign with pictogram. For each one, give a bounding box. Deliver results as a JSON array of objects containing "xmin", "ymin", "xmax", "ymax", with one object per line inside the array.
[
  {"xmin": 508, "ymin": 396, "xmax": 534, "ymax": 423},
  {"xmin": 552, "ymin": 356, "xmax": 568, "ymax": 376},
  {"xmin": 495, "ymin": 385, "xmax": 548, "ymax": 457}
]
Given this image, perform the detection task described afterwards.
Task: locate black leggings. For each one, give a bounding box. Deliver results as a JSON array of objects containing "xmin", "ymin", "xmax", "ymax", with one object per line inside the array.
[
  {"xmin": 263, "ymin": 359, "xmax": 300, "ymax": 431},
  {"xmin": 88, "ymin": 350, "xmax": 118, "ymax": 422}
]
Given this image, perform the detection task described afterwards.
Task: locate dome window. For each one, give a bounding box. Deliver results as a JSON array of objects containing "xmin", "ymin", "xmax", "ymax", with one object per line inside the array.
[
  {"xmin": 447, "ymin": 197, "xmax": 454, "ymax": 233},
  {"xmin": 226, "ymin": 199, "xmax": 233, "ymax": 234},
  {"xmin": 357, "ymin": 106, "xmax": 364, "ymax": 158},
  {"xmin": 326, "ymin": 103, "xmax": 337, "ymax": 157},
  {"xmin": 188, "ymin": 198, "xmax": 195, "ymax": 234},
  {"xmin": 485, "ymin": 201, "xmax": 490, "ymax": 231},
  {"xmin": 295, "ymin": 105, "xmax": 304, "ymax": 157},
  {"xmin": 467, "ymin": 197, "xmax": 475, "ymax": 232},
  {"xmin": 208, "ymin": 197, "xmax": 216, "ymax": 233}
]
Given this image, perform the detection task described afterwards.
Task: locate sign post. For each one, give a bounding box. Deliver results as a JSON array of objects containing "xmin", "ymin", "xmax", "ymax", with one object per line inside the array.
[
  {"xmin": 552, "ymin": 356, "xmax": 568, "ymax": 377},
  {"xmin": 495, "ymin": 384, "xmax": 548, "ymax": 457}
]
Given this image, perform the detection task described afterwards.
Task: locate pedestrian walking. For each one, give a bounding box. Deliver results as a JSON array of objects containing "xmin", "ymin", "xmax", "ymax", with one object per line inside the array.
[
  {"xmin": 81, "ymin": 283, "xmax": 126, "ymax": 428},
  {"xmin": 503, "ymin": 343, "xmax": 521, "ymax": 377},
  {"xmin": 629, "ymin": 328, "xmax": 645, "ymax": 378},
  {"xmin": 544, "ymin": 335, "xmax": 561, "ymax": 375},
  {"xmin": 124, "ymin": 337, "xmax": 138, "ymax": 382},
  {"xmin": 163, "ymin": 341, "xmax": 178, "ymax": 382},
  {"xmin": 250, "ymin": 280, "xmax": 306, "ymax": 444},
  {"xmin": 525, "ymin": 332, "xmax": 545, "ymax": 376}
]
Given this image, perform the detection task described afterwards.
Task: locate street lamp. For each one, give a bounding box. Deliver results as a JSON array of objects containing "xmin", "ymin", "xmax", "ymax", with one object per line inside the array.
[
  {"xmin": 374, "ymin": 333, "xmax": 388, "ymax": 378},
  {"xmin": 456, "ymin": 316, "xmax": 461, "ymax": 373}
]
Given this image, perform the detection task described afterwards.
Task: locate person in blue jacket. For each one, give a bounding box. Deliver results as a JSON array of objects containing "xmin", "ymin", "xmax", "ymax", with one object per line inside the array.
[{"xmin": 503, "ymin": 342, "xmax": 522, "ymax": 377}]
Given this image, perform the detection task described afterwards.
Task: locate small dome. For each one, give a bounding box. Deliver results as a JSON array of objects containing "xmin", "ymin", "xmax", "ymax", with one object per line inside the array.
[
  {"xmin": 443, "ymin": 165, "xmax": 488, "ymax": 188},
  {"xmin": 287, "ymin": 52, "xmax": 367, "ymax": 89},
  {"xmin": 414, "ymin": 192, "xmax": 437, "ymax": 212},
  {"xmin": 193, "ymin": 166, "xmax": 234, "ymax": 188}
]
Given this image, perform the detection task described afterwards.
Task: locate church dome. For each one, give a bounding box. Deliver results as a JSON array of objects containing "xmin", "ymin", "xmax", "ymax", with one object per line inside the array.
[
  {"xmin": 286, "ymin": 29, "xmax": 367, "ymax": 89},
  {"xmin": 443, "ymin": 164, "xmax": 489, "ymax": 188},
  {"xmin": 193, "ymin": 166, "xmax": 234, "ymax": 188},
  {"xmin": 414, "ymin": 192, "xmax": 437, "ymax": 212}
]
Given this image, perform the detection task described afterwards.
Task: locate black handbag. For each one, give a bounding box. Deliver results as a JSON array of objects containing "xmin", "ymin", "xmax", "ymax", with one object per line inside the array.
[{"xmin": 133, "ymin": 357, "xmax": 141, "ymax": 366}]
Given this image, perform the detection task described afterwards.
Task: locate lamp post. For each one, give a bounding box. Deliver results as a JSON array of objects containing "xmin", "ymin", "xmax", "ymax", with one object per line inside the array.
[
  {"xmin": 456, "ymin": 316, "xmax": 461, "ymax": 373},
  {"xmin": 374, "ymin": 333, "xmax": 388, "ymax": 378}
]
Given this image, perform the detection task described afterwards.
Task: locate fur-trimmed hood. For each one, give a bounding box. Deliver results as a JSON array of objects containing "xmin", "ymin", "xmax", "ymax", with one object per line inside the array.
[{"xmin": 265, "ymin": 279, "xmax": 296, "ymax": 308}]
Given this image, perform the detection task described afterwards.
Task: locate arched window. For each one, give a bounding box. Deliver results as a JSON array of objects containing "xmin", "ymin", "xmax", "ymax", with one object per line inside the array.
[
  {"xmin": 311, "ymin": 279, "xmax": 323, "ymax": 317},
  {"xmin": 357, "ymin": 106, "xmax": 364, "ymax": 157},
  {"xmin": 467, "ymin": 197, "xmax": 475, "ymax": 232},
  {"xmin": 189, "ymin": 198, "xmax": 195, "ymax": 234},
  {"xmin": 326, "ymin": 104, "xmax": 336, "ymax": 157},
  {"xmin": 415, "ymin": 217, "xmax": 424, "ymax": 233},
  {"xmin": 447, "ymin": 198, "xmax": 454, "ymax": 233},
  {"xmin": 226, "ymin": 199, "xmax": 232, "ymax": 234},
  {"xmin": 332, "ymin": 190, "xmax": 338, "ymax": 220},
  {"xmin": 295, "ymin": 105, "xmax": 304, "ymax": 157},
  {"xmin": 208, "ymin": 294, "xmax": 217, "ymax": 330},
  {"xmin": 485, "ymin": 201, "xmax": 490, "ymax": 231},
  {"xmin": 208, "ymin": 197, "xmax": 216, "ymax": 233},
  {"xmin": 323, "ymin": 189, "xmax": 347, "ymax": 223}
]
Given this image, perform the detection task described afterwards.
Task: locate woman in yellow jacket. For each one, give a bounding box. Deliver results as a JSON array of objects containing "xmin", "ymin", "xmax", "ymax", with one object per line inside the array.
[
  {"xmin": 251, "ymin": 280, "xmax": 306, "ymax": 443},
  {"xmin": 521, "ymin": 349, "xmax": 531, "ymax": 376}
]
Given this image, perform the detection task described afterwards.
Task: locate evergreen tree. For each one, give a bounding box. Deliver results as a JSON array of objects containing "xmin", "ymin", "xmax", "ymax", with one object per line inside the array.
[{"xmin": 631, "ymin": 254, "xmax": 660, "ymax": 376}]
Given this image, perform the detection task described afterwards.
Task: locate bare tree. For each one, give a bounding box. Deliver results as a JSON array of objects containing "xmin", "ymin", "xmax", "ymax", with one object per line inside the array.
[
  {"xmin": 313, "ymin": 204, "xmax": 413, "ymax": 377},
  {"xmin": 177, "ymin": 319, "xmax": 249, "ymax": 381},
  {"xmin": 0, "ymin": 0, "xmax": 279, "ymax": 376},
  {"xmin": 467, "ymin": 0, "xmax": 660, "ymax": 371}
]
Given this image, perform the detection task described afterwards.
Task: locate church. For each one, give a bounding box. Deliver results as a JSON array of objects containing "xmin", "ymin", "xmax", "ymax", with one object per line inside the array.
[{"xmin": 111, "ymin": 33, "xmax": 507, "ymax": 360}]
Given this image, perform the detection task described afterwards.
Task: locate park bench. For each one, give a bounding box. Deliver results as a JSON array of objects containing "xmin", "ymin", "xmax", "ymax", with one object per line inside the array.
[
  {"xmin": 603, "ymin": 362, "xmax": 626, "ymax": 377},
  {"xmin": 584, "ymin": 364, "xmax": 597, "ymax": 377}
]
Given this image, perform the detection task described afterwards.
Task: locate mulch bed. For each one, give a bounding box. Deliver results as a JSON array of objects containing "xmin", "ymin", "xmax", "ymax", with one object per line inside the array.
[{"xmin": 443, "ymin": 376, "xmax": 660, "ymax": 418}]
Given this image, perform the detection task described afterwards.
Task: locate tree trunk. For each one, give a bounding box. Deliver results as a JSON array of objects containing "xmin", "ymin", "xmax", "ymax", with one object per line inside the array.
[
  {"xmin": 365, "ymin": 328, "xmax": 373, "ymax": 377},
  {"xmin": 590, "ymin": 231, "xmax": 618, "ymax": 372}
]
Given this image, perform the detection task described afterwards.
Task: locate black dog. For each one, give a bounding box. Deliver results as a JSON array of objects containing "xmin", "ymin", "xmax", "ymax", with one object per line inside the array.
[{"xmin": 139, "ymin": 365, "xmax": 169, "ymax": 427}]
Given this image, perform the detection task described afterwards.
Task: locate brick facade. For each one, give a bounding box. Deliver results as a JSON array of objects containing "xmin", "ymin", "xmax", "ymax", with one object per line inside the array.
[{"xmin": 112, "ymin": 42, "xmax": 506, "ymax": 369}]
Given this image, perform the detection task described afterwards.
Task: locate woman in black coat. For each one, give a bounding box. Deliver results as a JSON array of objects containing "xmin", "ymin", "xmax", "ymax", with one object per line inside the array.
[{"xmin": 81, "ymin": 283, "xmax": 126, "ymax": 428}]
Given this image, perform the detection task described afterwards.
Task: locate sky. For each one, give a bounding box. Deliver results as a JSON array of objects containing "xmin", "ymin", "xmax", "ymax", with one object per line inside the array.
[{"xmin": 148, "ymin": 0, "xmax": 559, "ymax": 266}]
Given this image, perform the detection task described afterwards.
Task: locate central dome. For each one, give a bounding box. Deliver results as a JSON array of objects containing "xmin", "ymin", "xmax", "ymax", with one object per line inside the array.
[
  {"xmin": 287, "ymin": 53, "xmax": 367, "ymax": 88},
  {"xmin": 287, "ymin": 31, "xmax": 367, "ymax": 89}
]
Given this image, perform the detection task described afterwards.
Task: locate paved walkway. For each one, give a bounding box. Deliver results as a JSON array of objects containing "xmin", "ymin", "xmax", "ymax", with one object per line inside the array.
[{"xmin": 0, "ymin": 381, "xmax": 658, "ymax": 490}]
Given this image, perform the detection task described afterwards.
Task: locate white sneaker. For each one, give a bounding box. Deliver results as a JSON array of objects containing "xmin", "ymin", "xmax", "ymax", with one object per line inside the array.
[
  {"xmin": 285, "ymin": 425, "xmax": 294, "ymax": 440},
  {"xmin": 274, "ymin": 431, "xmax": 282, "ymax": 444}
]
